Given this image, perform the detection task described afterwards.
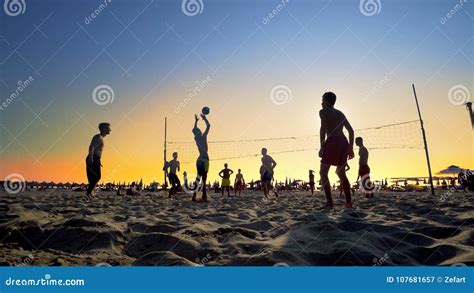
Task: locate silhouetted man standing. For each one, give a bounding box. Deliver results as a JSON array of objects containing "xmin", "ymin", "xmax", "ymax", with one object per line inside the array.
[
  {"xmin": 164, "ymin": 152, "xmax": 181, "ymax": 198},
  {"xmin": 318, "ymin": 92, "xmax": 354, "ymax": 208},
  {"xmin": 86, "ymin": 122, "xmax": 111, "ymax": 199},
  {"xmin": 356, "ymin": 137, "xmax": 373, "ymax": 198}
]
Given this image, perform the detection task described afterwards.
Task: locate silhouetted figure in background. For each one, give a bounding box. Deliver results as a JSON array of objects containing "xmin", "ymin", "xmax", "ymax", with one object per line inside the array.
[
  {"xmin": 442, "ymin": 179, "xmax": 447, "ymax": 189},
  {"xmin": 192, "ymin": 113, "xmax": 211, "ymax": 202},
  {"xmin": 356, "ymin": 137, "xmax": 373, "ymax": 198},
  {"xmin": 219, "ymin": 163, "xmax": 233, "ymax": 197},
  {"xmin": 164, "ymin": 152, "xmax": 181, "ymax": 198},
  {"xmin": 260, "ymin": 148, "xmax": 277, "ymax": 200},
  {"xmin": 86, "ymin": 122, "xmax": 111, "ymax": 199},
  {"xmin": 309, "ymin": 170, "xmax": 315, "ymax": 195},
  {"xmin": 126, "ymin": 181, "xmax": 141, "ymax": 196},
  {"xmin": 234, "ymin": 169, "xmax": 245, "ymax": 196},
  {"xmin": 460, "ymin": 169, "xmax": 474, "ymax": 191},
  {"xmin": 318, "ymin": 92, "xmax": 354, "ymax": 208}
]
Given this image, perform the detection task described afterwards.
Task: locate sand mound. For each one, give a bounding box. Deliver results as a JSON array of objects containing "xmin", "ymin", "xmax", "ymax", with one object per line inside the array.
[
  {"xmin": 62, "ymin": 218, "xmax": 109, "ymax": 228},
  {"xmin": 238, "ymin": 220, "xmax": 275, "ymax": 231},
  {"xmin": 125, "ymin": 233, "xmax": 201, "ymax": 261},
  {"xmin": 2, "ymin": 224, "xmax": 123, "ymax": 253},
  {"xmin": 128, "ymin": 222, "xmax": 186, "ymax": 233},
  {"xmin": 132, "ymin": 251, "xmax": 196, "ymax": 266}
]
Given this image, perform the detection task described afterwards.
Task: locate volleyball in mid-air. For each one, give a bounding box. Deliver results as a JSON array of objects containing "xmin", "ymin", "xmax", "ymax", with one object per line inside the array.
[{"xmin": 202, "ymin": 106, "xmax": 210, "ymax": 116}]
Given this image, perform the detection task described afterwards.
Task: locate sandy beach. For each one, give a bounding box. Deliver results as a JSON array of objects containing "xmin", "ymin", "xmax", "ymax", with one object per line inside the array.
[{"xmin": 0, "ymin": 190, "xmax": 472, "ymax": 266}]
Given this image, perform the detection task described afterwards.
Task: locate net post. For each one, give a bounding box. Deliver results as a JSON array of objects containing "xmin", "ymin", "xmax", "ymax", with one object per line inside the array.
[
  {"xmin": 164, "ymin": 117, "xmax": 168, "ymax": 191},
  {"xmin": 412, "ymin": 84, "xmax": 435, "ymax": 195}
]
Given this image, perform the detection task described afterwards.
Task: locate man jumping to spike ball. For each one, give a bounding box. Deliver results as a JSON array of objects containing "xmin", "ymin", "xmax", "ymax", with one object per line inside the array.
[
  {"xmin": 318, "ymin": 92, "xmax": 354, "ymax": 209},
  {"xmin": 192, "ymin": 112, "xmax": 211, "ymax": 202}
]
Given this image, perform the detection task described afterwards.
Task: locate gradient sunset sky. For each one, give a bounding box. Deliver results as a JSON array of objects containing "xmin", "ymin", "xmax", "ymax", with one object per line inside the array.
[{"xmin": 0, "ymin": 0, "xmax": 472, "ymax": 185}]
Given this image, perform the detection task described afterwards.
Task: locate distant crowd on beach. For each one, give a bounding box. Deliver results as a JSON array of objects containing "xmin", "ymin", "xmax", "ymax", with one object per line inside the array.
[
  {"xmin": 80, "ymin": 92, "xmax": 474, "ymax": 207},
  {"xmin": 5, "ymin": 170, "xmax": 472, "ymax": 195}
]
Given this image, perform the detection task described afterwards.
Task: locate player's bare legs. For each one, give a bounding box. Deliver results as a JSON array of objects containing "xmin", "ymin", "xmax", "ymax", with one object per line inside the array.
[
  {"xmin": 336, "ymin": 165, "xmax": 352, "ymax": 208},
  {"xmin": 320, "ymin": 163, "xmax": 333, "ymax": 207}
]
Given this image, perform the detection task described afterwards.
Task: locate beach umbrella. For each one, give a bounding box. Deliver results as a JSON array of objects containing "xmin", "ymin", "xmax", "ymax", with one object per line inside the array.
[{"xmin": 437, "ymin": 165, "xmax": 466, "ymax": 175}]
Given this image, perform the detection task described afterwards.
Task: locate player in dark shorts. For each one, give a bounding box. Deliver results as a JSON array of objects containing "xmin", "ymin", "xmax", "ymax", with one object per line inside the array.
[
  {"xmin": 355, "ymin": 137, "xmax": 373, "ymax": 198},
  {"xmin": 164, "ymin": 152, "xmax": 181, "ymax": 198},
  {"xmin": 260, "ymin": 148, "xmax": 277, "ymax": 200},
  {"xmin": 234, "ymin": 169, "xmax": 245, "ymax": 196},
  {"xmin": 309, "ymin": 170, "xmax": 315, "ymax": 195},
  {"xmin": 318, "ymin": 92, "xmax": 354, "ymax": 208},
  {"xmin": 85, "ymin": 122, "xmax": 111, "ymax": 200},
  {"xmin": 193, "ymin": 113, "xmax": 210, "ymax": 202}
]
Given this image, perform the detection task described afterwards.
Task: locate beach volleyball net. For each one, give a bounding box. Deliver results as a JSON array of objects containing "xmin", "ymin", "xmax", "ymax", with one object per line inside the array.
[{"xmin": 167, "ymin": 120, "xmax": 423, "ymax": 164}]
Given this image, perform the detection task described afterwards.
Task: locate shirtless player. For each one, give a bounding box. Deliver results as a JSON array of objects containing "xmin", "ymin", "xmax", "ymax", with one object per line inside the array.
[
  {"xmin": 355, "ymin": 137, "xmax": 373, "ymax": 198},
  {"xmin": 260, "ymin": 148, "xmax": 278, "ymax": 200},
  {"xmin": 234, "ymin": 169, "xmax": 245, "ymax": 196},
  {"xmin": 318, "ymin": 92, "xmax": 354, "ymax": 208},
  {"xmin": 192, "ymin": 113, "xmax": 211, "ymax": 202},
  {"xmin": 164, "ymin": 152, "xmax": 181, "ymax": 198},
  {"xmin": 219, "ymin": 163, "xmax": 233, "ymax": 197},
  {"xmin": 86, "ymin": 122, "xmax": 111, "ymax": 199},
  {"xmin": 309, "ymin": 170, "xmax": 315, "ymax": 195}
]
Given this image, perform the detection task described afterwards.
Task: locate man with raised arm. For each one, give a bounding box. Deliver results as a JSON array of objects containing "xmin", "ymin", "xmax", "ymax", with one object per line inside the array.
[
  {"xmin": 192, "ymin": 113, "xmax": 211, "ymax": 202},
  {"xmin": 318, "ymin": 92, "xmax": 354, "ymax": 208}
]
